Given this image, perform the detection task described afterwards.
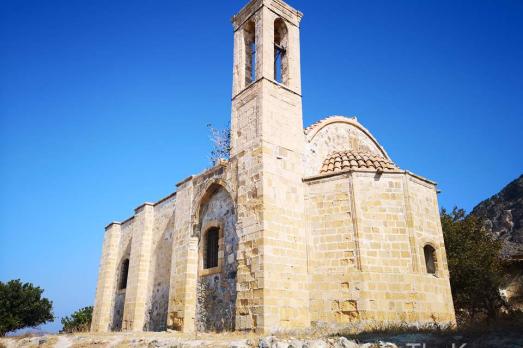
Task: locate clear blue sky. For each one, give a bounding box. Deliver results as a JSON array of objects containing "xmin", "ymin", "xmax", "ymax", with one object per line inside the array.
[{"xmin": 1, "ymin": 0, "xmax": 522, "ymax": 333}]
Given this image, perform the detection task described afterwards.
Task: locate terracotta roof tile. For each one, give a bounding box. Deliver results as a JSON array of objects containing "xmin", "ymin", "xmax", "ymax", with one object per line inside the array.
[{"xmin": 320, "ymin": 151, "xmax": 399, "ymax": 174}]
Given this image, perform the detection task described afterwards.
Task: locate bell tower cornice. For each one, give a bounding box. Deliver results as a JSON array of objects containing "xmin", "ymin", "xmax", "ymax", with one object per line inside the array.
[{"xmin": 231, "ymin": 0, "xmax": 303, "ymax": 32}]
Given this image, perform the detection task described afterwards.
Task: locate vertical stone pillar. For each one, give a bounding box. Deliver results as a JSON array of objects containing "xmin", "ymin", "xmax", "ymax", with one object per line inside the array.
[
  {"xmin": 287, "ymin": 13, "xmax": 302, "ymax": 95},
  {"xmin": 122, "ymin": 203, "xmax": 154, "ymax": 331},
  {"xmin": 403, "ymin": 175, "xmax": 420, "ymax": 273},
  {"xmin": 91, "ymin": 222, "xmax": 122, "ymax": 332},
  {"xmin": 181, "ymin": 236, "xmax": 199, "ymax": 332},
  {"xmin": 167, "ymin": 178, "xmax": 198, "ymax": 333},
  {"xmin": 348, "ymin": 172, "xmax": 364, "ymax": 271}
]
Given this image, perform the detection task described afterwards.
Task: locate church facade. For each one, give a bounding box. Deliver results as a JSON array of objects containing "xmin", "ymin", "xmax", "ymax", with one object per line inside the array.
[{"xmin": 91, "ymin": 0, "xmax": 456, "ymax": 334}]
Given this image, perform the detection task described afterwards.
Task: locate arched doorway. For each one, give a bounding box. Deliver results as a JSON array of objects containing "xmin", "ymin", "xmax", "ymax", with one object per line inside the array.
[{"xmin": 195, "ymin": 184, "xmax": 237, "ymax": 332}]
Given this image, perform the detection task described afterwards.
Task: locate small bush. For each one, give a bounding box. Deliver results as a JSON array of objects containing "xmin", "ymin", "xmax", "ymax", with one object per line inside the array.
[
  {"xmin": 207, "ymin": 123, "xmax": 231, "ymax": 165},
  {"xmin": 0, "ymin": 279, "xmax": 54, "ymax": 336},
  {"xmin": 60, "ymin": 306, "xmax": 93, "ymax": 333},
  {"xmin": 441, "ymin": 207, "xmax": 507, "ymax": 322}
]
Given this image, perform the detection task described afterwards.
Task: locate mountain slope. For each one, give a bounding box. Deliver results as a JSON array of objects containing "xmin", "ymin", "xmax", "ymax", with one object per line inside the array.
[{"xmin": 470, "ymin": 174, "xmax": 523, "ymax": 258}]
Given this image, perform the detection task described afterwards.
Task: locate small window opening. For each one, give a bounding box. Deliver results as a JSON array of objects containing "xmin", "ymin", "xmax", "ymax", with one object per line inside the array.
[
  {"xmin": 424, "ymin": 245, "xmax": 437, "ymax": 275},
  {"xmin": 119, "ymin": 259, "xmax": 129, "ymax": 290},
  {"xmin": 274, "ymin": 44, "xmax": 284, "ymax": 83},
  {"xmin": 244, "ymin": 21, "xmax": 256, "ymax": 85},
  {"xmin": 250, "ymin": 41, "xmax": 256, "ymax": 82},
  {"xmin": 274, "ymin": 18, "xmax": 288, "ymax": 84},
  {"xmin": 204, "ymin": 227, "xmax": 219, "ymax": 269}
]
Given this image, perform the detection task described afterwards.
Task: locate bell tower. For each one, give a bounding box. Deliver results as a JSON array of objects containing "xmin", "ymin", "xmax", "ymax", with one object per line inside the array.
[
  {"xmin": 231, "ymin": 0, "xmax": 309, "ymax": 332},
  {"xmin": 231, "ymin": 0, "xmax": 303, "ymax": 156}
]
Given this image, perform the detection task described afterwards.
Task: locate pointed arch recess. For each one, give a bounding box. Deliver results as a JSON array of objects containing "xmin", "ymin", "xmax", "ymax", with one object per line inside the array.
[{"xmin": 191, "ymin": 179, "xmax": 236, "ymax": 238}]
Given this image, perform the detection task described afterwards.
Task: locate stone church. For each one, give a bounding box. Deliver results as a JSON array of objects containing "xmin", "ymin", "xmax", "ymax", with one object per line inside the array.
[{"xmin": 91, "ymin": 0, "xmax": 456, "ymax": 334}]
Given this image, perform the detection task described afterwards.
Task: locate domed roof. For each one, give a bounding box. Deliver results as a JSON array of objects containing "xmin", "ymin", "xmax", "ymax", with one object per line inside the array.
[{"xmin": 320, "ymin": 150, "xmax": 399, "ymax": 174}]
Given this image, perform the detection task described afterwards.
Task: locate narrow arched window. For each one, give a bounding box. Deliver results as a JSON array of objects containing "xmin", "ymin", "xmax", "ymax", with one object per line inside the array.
[
  {"xmin": 244, "ymin": 21, "xmax": 256, "ymax": 85},
  {"xmin": 204, "ymin": 227, "xmax": 219, "ymax": 269},
  {"xmin": 119, "ymin": 259, "xmax": 129, "ymax": 290},
  {"xmin": 424, "ymin": 245, "xmax": 437, "ymax": 275},
  {"xmin": 274, "ymin": 18, "xmax": 288, "ymax": 84}
]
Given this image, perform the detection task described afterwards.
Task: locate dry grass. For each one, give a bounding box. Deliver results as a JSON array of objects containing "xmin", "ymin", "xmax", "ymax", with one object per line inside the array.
[
  {"xmin": 39, "ymin": 337, "xmax": 58, "ymax": 348},
  {"xmin": 3, "ymin": 314, "xmax": 522, "ymax": 348},
  {"xmin": 335, "ymin": 312, "xmax": 523, "ymax": 347},
  {"xmin": 9, "ymin": 333, "xmax": 38, "ymax": 339},
  {"xmin": 340, "ymin": 321, "xmax": 453, "ymax": 338}
]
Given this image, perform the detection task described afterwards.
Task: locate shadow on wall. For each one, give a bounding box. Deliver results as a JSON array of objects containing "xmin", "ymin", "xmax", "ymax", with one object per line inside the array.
[
  {"xmin": 145, "ymin": 212, "xmax": 175, "ymax": 331},
  {"xmin": 112, "ymin": 244, "xmax": 131, "ymax": 331}
]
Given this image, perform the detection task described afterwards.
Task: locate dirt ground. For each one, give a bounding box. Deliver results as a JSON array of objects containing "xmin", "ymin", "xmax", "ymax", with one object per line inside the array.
[{"xmin": 1, "ymin": 327, "xmax": 522, "ymax": 348}]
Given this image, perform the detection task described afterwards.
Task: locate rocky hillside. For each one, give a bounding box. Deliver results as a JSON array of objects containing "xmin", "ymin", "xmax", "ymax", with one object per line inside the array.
[{"xmin": 470, "ymin": 174, "xmax": 523, "ymax": 259}]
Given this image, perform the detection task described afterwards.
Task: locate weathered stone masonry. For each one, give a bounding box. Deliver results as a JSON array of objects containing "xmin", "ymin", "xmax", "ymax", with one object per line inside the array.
[{"xmin": 91, "ymin": 0, "xmax": 456, "ymax": 334}]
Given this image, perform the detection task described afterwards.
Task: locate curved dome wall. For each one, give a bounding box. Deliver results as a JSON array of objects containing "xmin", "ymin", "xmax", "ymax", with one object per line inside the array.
[{"xmin": 304, "ymin": 116, "xmax": 390, "ymax": 177}]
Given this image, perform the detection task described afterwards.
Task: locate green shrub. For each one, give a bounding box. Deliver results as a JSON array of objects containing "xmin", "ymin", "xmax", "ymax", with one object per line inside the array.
[
  {"xmin": 0, "ymin": 279, "xmax": 54, "ymax": 336},
  {"xmin": 61, "ymin": 306, "xmax": 93, "ymax": 333},
  {"xmin": 441, "ymin": 208, "xmax": 507, "ymax": 322}
]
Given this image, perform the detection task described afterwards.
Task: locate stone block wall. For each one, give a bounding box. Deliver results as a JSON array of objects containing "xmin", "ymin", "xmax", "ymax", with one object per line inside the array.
[
  {"xmin": 144, "ymin": 195, "xmax": 176, "ymax": 331},
  {"xmin": 304, "ymin": 171, "xmax": 456, "ymax": 326},
  {"xmin": 352, "ymin": 172, "xmax": 412, "ymax": 274},
  {"xmin": 195, "ymin": 186, "xmax": 237, "ymax": 332},
  {"xmin": 166, "ymin": 163, "xmax": 244, "ymax": 333},
  {"xmin": 111, "ymin": 225, "xmax": 132, "ymax": 331},
  {"xmin": 230, "ymin": 4, "xmax": 311, "ymax": 330},
  {"xmin": 166, "ymin": 178, "xmax": 196, "ymax": 333},
  {"xmin": 259, "ymin": 79, "xmax": 310, "ymax": 331},
  {"xmin": 93, "ymin": 165, "xmax": 455, "ymax": 334},
  {"xmin": 122, "ymin": 203, "xmax": 154, "ymax": 331},
  {"xmin": 406, "ymin": 175, "xmax": 455, "ymax": 319},
  {"xmin": 304, "ymin": 117, "xmax": 389, "ymax": 177},
  {"xmin": 305, "ymin": 174, "xmax": 358, "ymax": 324},
  {"xmin": 91, "ymin": 223, "xmax": 121, "ymax": 332},
  {"xmin": 92, "ymin": 193, "xmax": 176, "ymax": 333}
]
